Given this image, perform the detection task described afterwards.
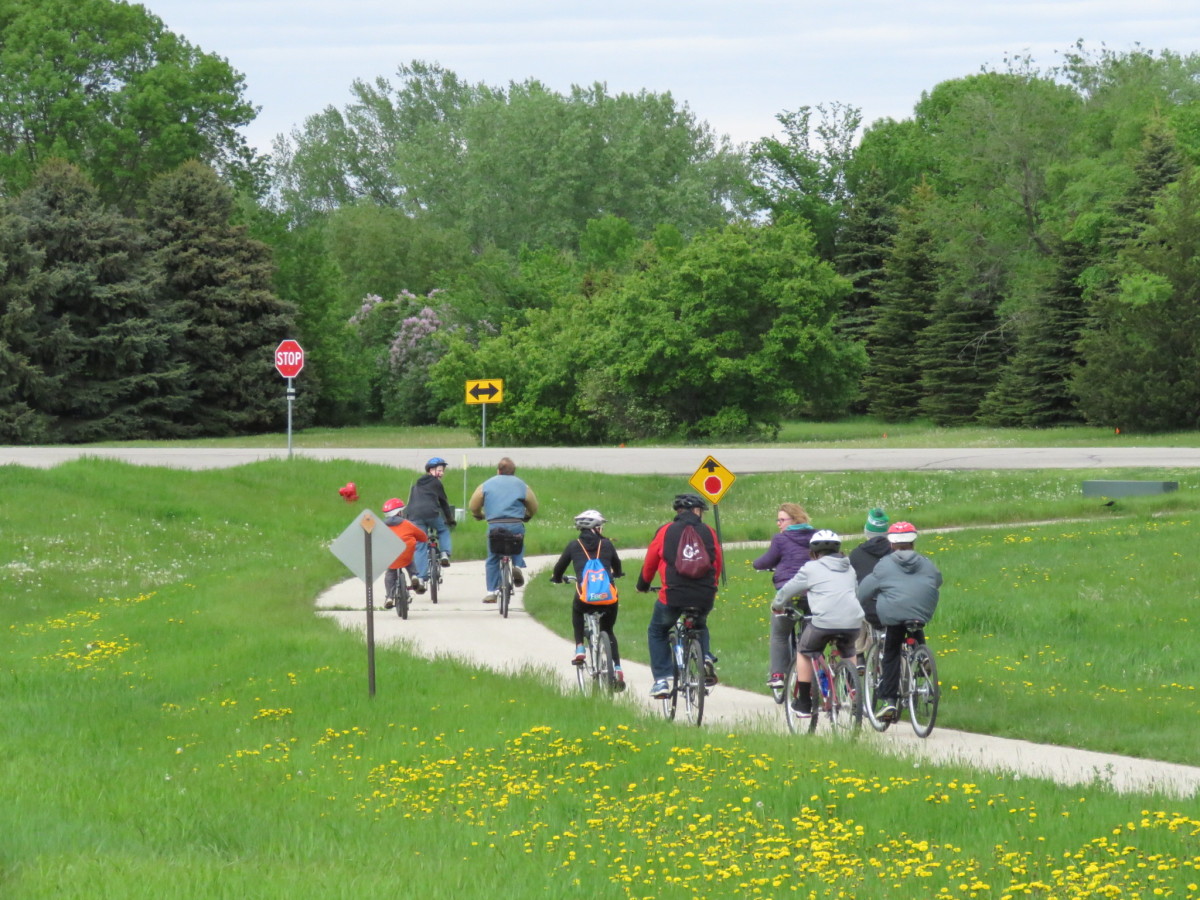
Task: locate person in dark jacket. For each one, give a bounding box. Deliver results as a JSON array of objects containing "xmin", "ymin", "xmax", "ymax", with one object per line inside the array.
[
  {"xmin": 406, "ymin": 456, "xmax": 456, "ymax": 583},
  {"xmin": 637, "ymin": 493, "xmax": 723, "ymax": 699},
  {"xmin": 856, "ymin": 521, "xmax": 943, "ymax": 721},
  {"xmin": 755, "ymin": 503, "xmax": 816, "ymax": 689},
  {"xmin": 550, "ymin": 509, "xmax": 626, "ymax": 690},
  {"xmin": 849, "ymin": 507, "xmax": 892, "ymax": 659}
]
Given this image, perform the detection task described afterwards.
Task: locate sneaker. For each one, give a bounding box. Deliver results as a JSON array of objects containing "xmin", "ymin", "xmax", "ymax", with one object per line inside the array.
[
  {"xmin": 879, "ymin": 703, "xmax": 898, "ymax": 722},
  {"xmin": 439, "ymin": 552, "xmax": 451, "ymax": 568},
  {"xmin": 571, "ymin": 647, "xmax": 586, "ymax": 665},
  {"xmin": 482, "ymin": 592, "xmax": 498, "ymax": 604},
  {"xmin": 650, "ymin": 679, "xmax": 672, "ymax": 699},
  {"xmin": 613, "ymin": 670, "xmax": 626, "ymax": 693},
  {"xmin": 766, "ymin": 673, "xmax": 785, "ymax": 689},
  {"xmin": 383, "ymin": 598, "xmax": 395, "ymax": 610},
  {"xmin": 512, "ymin": 567, "xmax": 525, "ymax": 587},
  {"xmin": 411, "ymin": 577, "xmax": 425, "ymax": 594},
  {"xmin": 790, "ymin": 698, "xmax": 813, "ymax": 718},
  {"xmin": 704, "ymin": 656, "xmax": 719, "ymax": 687}
]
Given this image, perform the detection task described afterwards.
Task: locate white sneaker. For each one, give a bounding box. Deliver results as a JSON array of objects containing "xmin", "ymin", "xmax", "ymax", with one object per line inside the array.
[{"xmin": 482, "ymin": 592, "xmax": 498, "ymax": 604}]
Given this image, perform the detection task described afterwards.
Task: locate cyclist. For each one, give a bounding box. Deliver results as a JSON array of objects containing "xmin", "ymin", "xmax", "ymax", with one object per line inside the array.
[
  {"xmin": 637, "ymin": 493, "xmax": 722, "ymax": 699},
  {"xmin": 406, "ymin": 456, "xmax": 456, "ymax": 586},
  {"xmin": 855, "ymin": 521, "xmax": 943, "ymax": 722},
  {"xmin": 770, "ymin": 529, "xmax": 864, "ymax": 717},
  {"xmin": 381, "ymin": 498, "xmax": 429, "ymax": 603},
  {"xmin": 550, "ymin": 509, "xmax": 627, "ymax": 690},
  {"xmin": 468, "ymin": 456, "xmax": 538, "ymax": 604},
  {"xmin": 849, "ymin": 507, "xmax": 892, "ymax": 662},
  {"xmin": 753, "ymin": 502, "xmax": 816, "ymax": 690}
]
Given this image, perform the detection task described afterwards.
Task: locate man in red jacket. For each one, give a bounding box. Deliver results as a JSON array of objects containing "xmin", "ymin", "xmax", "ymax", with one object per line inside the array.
[{"xmin": 637, "ymin": 493, "xmax": 723, "ymax": 698}]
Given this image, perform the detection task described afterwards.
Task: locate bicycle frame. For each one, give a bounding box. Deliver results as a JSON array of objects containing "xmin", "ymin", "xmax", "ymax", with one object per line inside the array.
[
  {"xmin": 863, "ymin": 620, "xmax": 939, "ymax": 737},
  {"xmin": 661, "ymin": 608, "xmax": 707, "ymax": 726}
]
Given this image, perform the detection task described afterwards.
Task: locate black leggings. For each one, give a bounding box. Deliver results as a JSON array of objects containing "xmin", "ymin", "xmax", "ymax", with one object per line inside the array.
[{"xmin": 572, "ymin": 599, "xmax": 621, "ymax": 666}]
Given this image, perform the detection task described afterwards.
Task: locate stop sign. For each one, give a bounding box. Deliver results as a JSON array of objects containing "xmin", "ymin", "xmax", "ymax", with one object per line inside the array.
[{"xmin": 274, "ymin": 340, "xmax": 305, "ymax": 378}]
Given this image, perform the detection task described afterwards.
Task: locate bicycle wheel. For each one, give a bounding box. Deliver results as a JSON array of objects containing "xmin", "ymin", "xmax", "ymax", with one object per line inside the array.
[
  {"xmin": 498, "ymin": 558, "xmax": 512, "ymax": 618},
  {"xmin": 575, "ymin": 636, "xmax": 591, "ymax": 693},
  {"xmin": 660, "ymin": 633, "xmax": 681, "ymax": 720},
  {"xmin": 907, "ymin": 645, "xmax": 939, "ymax": 737},
  {"xmin": 428, "ymin": 563, "xmax": 439, "ymax": 606},
  {"xmin": 863, "ymin": 642, "xmax": 891, "ymax": 733},
  {"xmin": 828, "ymin": 657, "xmax": 863, "ymax": 734},
  {"xmin": 395, "ymin": 577, "xmax": 409, "ymax": 620},
  {"xmin": 681, "ymin": 638, "xmax": 705, "ymax": 726},
  {"xmin": 782, "ymin": 662, "xmax": 800, "ymax": 733},
  {"xmin": 595, "ymin": 631, "xmax": 616, "ymax": 696},
  {"xmin": 806, "ymin": 660, "xmax": 822, "ymax": 734}
]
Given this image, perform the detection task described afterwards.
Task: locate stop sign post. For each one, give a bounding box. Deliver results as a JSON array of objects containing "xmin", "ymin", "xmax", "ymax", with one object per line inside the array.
[{"xmin": 274, "ymin": 340, "xmax": 304, "ymax": 458}]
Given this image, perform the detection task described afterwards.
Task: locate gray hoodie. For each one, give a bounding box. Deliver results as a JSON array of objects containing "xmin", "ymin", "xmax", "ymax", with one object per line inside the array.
[
  {"xmin": 856, "ymin": 549, "xmax": 942, "ymax": 625},
  {"xmin": 773, "ymin": 553, "xmax": 864, "ymax": 631}
]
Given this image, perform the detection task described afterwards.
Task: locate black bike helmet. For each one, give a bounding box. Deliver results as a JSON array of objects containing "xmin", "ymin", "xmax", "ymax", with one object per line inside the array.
[
  {"xmin": 425, "ymin": 456, "xmax": 448, "ymax": 471},
  {"xmin": 672, "ymin": 493, "xmax": 709, "ymax": 511}
]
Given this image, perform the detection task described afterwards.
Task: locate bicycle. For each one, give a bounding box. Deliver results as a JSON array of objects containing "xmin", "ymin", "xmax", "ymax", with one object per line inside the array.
[
  {"xmin": 660, "ymin": 607, "xmax": 709, "ymax": 726},
  {"xmin": 862, "ymin": 619, "xmax": 939, "ymax": 737},
  {"xmin": 424, "ymin": 529, "xmax": 443, "ymax": 606},
  {"xmin": 383, "ymin": 568, "xmax": 411, "ymax": 620},
  {"xmin": 563, "ymin": 576, "xmax": 620, "ymax": 695},
  {"xmin": 488, "ymin": 527, "xmax": 523, "ymax": 619},
  {"xmin": 777, "ymin": 607, "xmax": 863, "ymax": 735}
]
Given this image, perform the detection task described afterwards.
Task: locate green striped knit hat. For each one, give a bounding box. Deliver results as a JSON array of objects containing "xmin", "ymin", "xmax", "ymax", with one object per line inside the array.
[{"xmin": 865, "ymin": 508, "xmax": 889, "ymax": 534}]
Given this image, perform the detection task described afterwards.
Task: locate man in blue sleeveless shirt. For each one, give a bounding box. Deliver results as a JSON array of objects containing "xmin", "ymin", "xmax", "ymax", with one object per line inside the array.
[{"xmin": 468, "ymin": 457, "xmax": 539, "ymax": 603}]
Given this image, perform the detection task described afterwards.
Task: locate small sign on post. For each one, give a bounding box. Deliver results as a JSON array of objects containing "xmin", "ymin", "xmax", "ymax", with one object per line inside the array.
[
  {"xmin": 689, "ymin": 455, "xmax": 736, "ymax": 586},
  {"xmin": 275, "ymin": 340, "xmax": 305, "ymax": 459},
  {"xmin": 465, "ymin": 379, "xmax": 504, "ymax": 448},
  {"xmin": 330, "ymin": 509, "xmax": 406, "ymax": 697}
]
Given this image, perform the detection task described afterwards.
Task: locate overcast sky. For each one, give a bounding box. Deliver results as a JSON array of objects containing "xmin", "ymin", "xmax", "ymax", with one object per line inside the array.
[{"xmin": 144, "ymin": 1, "xmax": 1200, "ymax": 153}]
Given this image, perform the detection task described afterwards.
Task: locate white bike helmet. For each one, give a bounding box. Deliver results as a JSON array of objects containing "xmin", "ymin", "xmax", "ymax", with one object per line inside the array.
[
  {"xmin": 809, "ymin": 529, "xmax": 842, "ymax": 553},
  {"xmin": 574, "ymin": 509, "xmax": 606, "ymax": 530}
]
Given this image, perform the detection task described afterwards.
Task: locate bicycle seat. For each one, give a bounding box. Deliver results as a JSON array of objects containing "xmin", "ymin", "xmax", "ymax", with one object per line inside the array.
[{"xmin": 902, "ymin": 619, "xmax": 926, "ymax": 631}]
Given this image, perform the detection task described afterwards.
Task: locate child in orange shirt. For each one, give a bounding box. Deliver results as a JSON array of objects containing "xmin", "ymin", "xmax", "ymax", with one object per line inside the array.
[{"xmin": 382, "ymin": 498, "xmax": 428, "ymax": 607}]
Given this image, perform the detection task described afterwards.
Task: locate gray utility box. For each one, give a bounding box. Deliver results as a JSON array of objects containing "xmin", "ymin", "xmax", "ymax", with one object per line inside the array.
[{"xmin": 1082, "ymin": 480, "xmax": 1178, "ymax": 498}]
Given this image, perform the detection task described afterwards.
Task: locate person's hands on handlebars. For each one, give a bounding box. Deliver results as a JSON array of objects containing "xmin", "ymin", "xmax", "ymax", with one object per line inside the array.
[
  {"xmin": 770, "ymin": 595, "xmax": 791, "ymax": 614},
  {"xmin": 635, "ymin": 576, "xmax": 652, "ymax": 593}
]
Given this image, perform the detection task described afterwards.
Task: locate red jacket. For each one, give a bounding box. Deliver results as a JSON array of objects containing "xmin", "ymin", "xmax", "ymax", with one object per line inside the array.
[
  {"xmin": 638, "ymin": 511, "xmax": 722, "ymax": 610},
  {"xmin": 387, "ymin": 520, "xmax": 428, "ymax": 569}
]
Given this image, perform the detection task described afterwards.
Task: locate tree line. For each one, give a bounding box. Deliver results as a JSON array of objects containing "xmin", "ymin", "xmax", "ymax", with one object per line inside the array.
[{"xmin": 3, "ymin": 0, "xmax": 1200, "ymax": 442}]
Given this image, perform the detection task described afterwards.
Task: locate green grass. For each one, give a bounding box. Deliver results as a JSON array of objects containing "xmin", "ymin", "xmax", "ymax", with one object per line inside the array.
[
  {"xmin": 79, "ymin": 417, "xmax": 1200, "ymax": 449},
  {"xmin": 3, "ymin": 459, "xmax": 1199, "ymax": 899}
]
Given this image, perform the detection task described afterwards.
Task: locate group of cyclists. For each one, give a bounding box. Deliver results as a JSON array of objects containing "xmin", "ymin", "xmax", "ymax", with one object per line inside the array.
[{"xmin": 379, "ymin": 457, "xmax": 942, "ymax": 718}]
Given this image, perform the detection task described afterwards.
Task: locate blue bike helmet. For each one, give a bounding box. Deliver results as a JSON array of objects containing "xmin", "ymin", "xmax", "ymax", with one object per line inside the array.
[{"xmin": 425, "ymin": 457, "xmax": 448, "ymax": 472}]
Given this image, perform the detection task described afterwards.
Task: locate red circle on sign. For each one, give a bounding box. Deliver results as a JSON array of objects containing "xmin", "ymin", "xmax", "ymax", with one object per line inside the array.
[
  {"xmin": 704, "ymin": 475, "xmax": 722, "ymax": 495},
  {"xmin": 274, "ymin": 339, "xmax": 305, "ymax": 378}
]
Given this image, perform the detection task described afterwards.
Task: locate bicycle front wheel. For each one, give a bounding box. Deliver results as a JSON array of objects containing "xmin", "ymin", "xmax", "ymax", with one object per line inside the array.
[
  {"xmin": 428, "ymin": 565, "xmax": 439, "ymax": 606},
  {"xmin": 498, "ymin": 558, "xmax": 512, "ymax": 618},
  {"xmin": 596, "ymin": 632, "xmax": 616, "ymax": 696},
  {"xmin": 575, "ymin": 638, "xmax": 590, "ymax": 693},
  {"xmin": 782, "ymin": 663, "xmax": 801, "ymax": 733},
  {"xmin": 395, "ymin": 579, "xmax": 409, "ymax": 620},
  {"xmin": 907, "ymin": 645, "xmax": 939, "ymax": 737},
  {"xmin": 863, "ymin": 642, "xmax": 891, "ymax": 733},
  {"xmin": 828, "ymin": 658, "xmax": 863, "ymax": 734},
  {"xmin": 681, "ymin": 638, "xmax": 705, "ymax": 726}
]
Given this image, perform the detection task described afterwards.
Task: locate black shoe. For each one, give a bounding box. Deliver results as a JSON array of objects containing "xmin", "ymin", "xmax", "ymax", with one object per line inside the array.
[
  {"xmin": 512, "ymin": 567, "xmax": 525, "ymax": 587},
  {"xmin": 790, "ymin": 699, "xmax": 813, "ymax": 718}
]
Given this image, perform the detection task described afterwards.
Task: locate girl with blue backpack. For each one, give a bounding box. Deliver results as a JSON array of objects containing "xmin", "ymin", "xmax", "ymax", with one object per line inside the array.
[{"xmin": 550, "ymin": 510, "xmax": 626, "ymax": 690}]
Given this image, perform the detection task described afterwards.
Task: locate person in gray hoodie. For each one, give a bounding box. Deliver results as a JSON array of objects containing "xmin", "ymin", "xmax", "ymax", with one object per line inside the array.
[
  {"xmin": 769, "ymin": 530, "xmax": 864, "ymax": 717},
  {"xmin": 856, "ymin": 521, "xmax": 943, "ymax": 720}
]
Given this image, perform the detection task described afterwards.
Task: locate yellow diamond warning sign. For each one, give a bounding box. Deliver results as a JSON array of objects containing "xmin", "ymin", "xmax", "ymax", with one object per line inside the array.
[{"xmin": 689, "ymin": 455, "xmax": 736, "ymax": 505}]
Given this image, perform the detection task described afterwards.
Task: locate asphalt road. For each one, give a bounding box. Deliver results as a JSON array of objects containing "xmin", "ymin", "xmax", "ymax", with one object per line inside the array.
[{"xmin": 7, "ymin": 445, "xmax": 1200, "ymax": 473}]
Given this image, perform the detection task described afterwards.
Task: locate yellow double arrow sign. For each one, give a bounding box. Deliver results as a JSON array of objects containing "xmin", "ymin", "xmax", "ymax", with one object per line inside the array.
[{"xmin": 465, "ymin": 379, "xmax": 504, "ymax": 405}]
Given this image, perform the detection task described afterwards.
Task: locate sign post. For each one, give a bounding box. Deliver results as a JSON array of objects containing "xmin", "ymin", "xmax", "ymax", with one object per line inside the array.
[
  {"xmin": 689, "ymin": 455, "xmax": 737, "ymax": 586},
  {"xmin": 330, "ymin": 509, "xmax": 407, "ymax": 697},
  {"xmin": 465, "ymin": 379, "xmax": 504, "ymax": 448},
  {"xmin": 274, "ymin": 340, "xmax": 305, "ymax": 459}
]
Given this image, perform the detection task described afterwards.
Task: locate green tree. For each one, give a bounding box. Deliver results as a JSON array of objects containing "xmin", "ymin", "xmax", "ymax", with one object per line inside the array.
[
  {"xmin": 144, "ymin": 161, "xmax": 298, "ymax": 436},
  {"xmin": 861, "ymin": 184, "xmax": 941, "ymax": 420},
  {"xmin": 0, "ymin": 0, "xmax": 259, "ymax": 209},
  {"xmin": 0, "ymin": 159, "xmax": 186, "ymax": 441}
]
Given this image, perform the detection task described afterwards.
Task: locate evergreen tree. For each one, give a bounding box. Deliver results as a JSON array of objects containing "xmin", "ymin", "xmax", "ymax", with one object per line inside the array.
[
  {"xmin": 144, "ymin": 162, "xmax": 298, "ymax": 436},
  {"xmin": 0, "ymin": 160, "xmax": 186, "ymax": 442},
  {"xmin": 861, "ymin": 184, "xmax": 940, "ymax": 420},
  {"xmin": 916, "ymin": 278, "xmax": 1005, "ymax": 426},
  {"xmin": 835, "ymin": 167, "xmax": 899, "ymax": 347},
  {"xmin": 978, "ymin": 238, "xmax": 1090, "ymax": 425}
]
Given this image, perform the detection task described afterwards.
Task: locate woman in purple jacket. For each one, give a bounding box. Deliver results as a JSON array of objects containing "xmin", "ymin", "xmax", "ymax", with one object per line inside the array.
[{"xmin": 754, "ymin": 503, "xmax": 816, "ymax": 688}]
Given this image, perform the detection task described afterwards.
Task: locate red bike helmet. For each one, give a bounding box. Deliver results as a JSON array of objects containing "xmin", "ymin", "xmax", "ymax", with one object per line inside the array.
[
  {"xmin": 887, "ymin": 521, "xmax": 919, "ymax": 543},
  {"xmin": 382, "ymin": 497, "xmax": 405, "ymax": 515}
]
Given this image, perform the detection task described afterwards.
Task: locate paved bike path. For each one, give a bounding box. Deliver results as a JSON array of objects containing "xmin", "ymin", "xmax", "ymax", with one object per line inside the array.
[{"xmin": 316, "ymin": 554, "xmax": 1200, "ymax": 799}]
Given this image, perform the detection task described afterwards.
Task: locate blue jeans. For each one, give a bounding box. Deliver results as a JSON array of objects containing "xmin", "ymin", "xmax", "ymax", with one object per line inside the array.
[
  {"xmin": 412, "ymin": 516, "xmax": 452, "ymax": 580},
  {"xmin": 647, "ymin": 602, "xmax": 712, "ymax": 681},
  {"xmin": 485, "ymin": 523, "xmax": 526, "ymax": 592}
]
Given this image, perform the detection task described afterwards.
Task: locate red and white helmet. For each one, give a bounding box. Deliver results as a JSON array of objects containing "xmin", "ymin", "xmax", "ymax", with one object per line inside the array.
[
  {"xmin": 887, "ymin": 521, "xmax": 918, "ymax": 543},
  {"xmin": 382, "ymin": 497, "xmax": 405, "ymax": 515}
]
